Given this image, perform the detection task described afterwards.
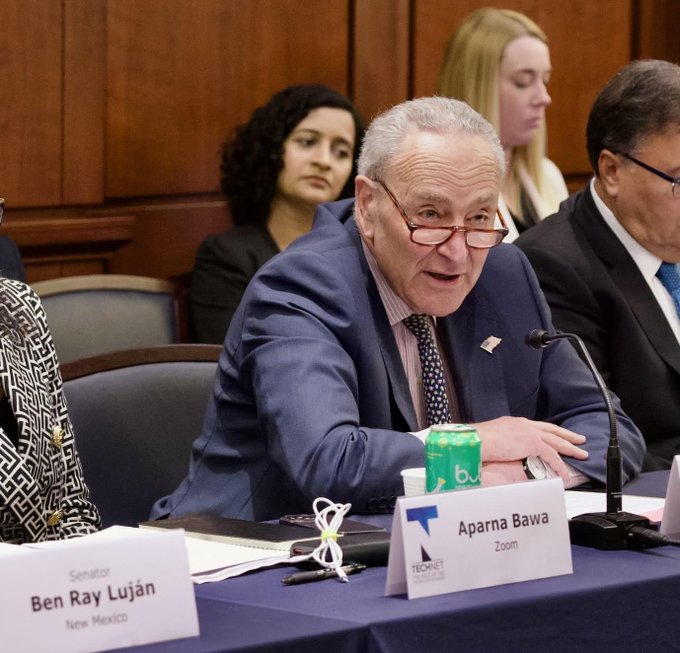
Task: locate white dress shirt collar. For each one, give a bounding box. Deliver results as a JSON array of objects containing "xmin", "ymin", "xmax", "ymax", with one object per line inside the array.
[{"xmin": 361, "ymin": 240, "xmax": 412, "ymax": 326}]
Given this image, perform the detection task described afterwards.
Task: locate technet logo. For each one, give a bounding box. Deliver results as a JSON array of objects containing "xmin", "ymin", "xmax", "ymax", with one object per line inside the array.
[{"xmin": 406, "ymin": 506, "xmax": 445, "ymax": 583}]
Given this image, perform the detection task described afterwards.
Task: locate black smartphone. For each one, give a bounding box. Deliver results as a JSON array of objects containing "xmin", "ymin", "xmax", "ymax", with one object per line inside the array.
[
  {"xmin": 279, "ymin": 513, "xmax": 385, "ymax": 534},
  {"xmin": 289, "ymin": 530, "xmax": 391, "ymax": 567}
]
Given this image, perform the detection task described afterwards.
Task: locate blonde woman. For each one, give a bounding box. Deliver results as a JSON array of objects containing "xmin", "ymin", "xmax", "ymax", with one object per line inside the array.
[{"xmin": 438, "ymin": 8, "xmax": 567, "ymax": 239}]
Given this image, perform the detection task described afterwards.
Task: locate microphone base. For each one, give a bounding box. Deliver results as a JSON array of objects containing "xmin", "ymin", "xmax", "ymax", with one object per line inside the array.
[{"xmin": 569, "ymin": 511, "xmax": 658, "ymax": 550}]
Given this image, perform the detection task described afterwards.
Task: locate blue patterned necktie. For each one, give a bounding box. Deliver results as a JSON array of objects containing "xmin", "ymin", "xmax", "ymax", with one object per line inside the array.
[
  {"xmin": 657, "ymin": 262, "xmax": 680, "ymax": 317},
  {"xmin": 403, "ymin": 314, "xmax": 452, "ymax": 426}
]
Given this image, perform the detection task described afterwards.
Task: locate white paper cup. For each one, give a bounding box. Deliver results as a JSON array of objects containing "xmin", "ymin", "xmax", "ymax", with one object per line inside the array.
[{"xmin": 401, "ymin": 467, "xmax": 426, "ymax": 496}]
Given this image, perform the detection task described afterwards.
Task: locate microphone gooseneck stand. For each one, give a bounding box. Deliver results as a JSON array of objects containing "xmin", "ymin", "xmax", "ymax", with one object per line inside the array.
[{"xmin": 525, "ymin": 329, "xmax": 671, "ymax": 550}]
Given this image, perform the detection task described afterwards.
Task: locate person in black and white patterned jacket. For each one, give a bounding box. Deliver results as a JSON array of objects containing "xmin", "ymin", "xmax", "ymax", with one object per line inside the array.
[{"xmin": 0, "ymin": 278, "xmax": 100, "ymax": 543}]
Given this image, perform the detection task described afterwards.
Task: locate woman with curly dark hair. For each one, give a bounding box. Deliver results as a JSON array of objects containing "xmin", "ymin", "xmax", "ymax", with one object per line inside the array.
[{"xmin": 191, "ymin": 84, "xmax": 363, "ymax": 343}]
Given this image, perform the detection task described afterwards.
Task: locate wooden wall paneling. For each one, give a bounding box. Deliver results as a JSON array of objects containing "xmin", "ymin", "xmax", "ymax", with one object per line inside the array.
[
  {"xmin": 106, "ymin": 199, "xmax": 230, "ymax": 280},
  {"xmin": 3, "ymin": 213, "xmax": 136, "ymax": 282},
  {"xmin": 534, "ymin": 0, "xmax": 632, "ymax": 179},
  {"xmin": 636, "ymin": 0, "xmax": 680, "ymax": 62},
  {"xmin": 105, "ymin": 0, "xmax": 350, "ymax": 198},
  {"xmin": 27, "ymin": 259, "xmax": 105, "ymax": 283},
  {"xmin": 352, "ymin": 0, "xmax": 411, "ymax": 124},
  {"xmin": 63, "ymin": 0, "xmax": 106, "ymax": 205},
  {"xmin": 0, "ymin": 0, "xmax": 63, "ymax": 207},
  {"xmin": 411, "ymin": 0, "xmax": 633, "ymax": 187},
  {"xmin": 10, "ymin": 0, "xmax": 678, "ymax": 287}
]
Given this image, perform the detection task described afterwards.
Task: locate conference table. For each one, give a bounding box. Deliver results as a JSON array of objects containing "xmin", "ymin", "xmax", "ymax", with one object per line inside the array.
[{"xmin": 115, "ymin": 472, "xmax": 680, "ymax": 652}]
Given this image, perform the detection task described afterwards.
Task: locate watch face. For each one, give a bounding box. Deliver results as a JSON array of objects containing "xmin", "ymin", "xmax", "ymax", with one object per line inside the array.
[{"xmin": 525, "ymin": 455, "xmax": 548, "ymax": 480}]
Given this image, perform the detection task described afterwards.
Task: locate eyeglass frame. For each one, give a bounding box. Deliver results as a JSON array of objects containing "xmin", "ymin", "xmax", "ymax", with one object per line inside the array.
[
  {"xmin": 620, "ymin": 153, "xmax": 680, "ymax": 194},
  {"xmin": 372, "ymin": 178, "xmax": 509, "ymax": 249},
  {"xmin": 0, "ymin": 199, "xmax": 4, "ymax": 227}
]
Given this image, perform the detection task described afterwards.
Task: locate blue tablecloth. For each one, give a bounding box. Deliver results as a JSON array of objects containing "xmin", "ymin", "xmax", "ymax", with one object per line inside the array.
[{"xmin": 113, "ymin": 471, "xmax": 680, "ymax": 652}]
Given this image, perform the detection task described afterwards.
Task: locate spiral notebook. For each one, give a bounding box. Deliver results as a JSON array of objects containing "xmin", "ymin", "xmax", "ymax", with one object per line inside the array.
[{"xmin": 139, "ymin": 514, "xmax": 318, "ymax": 551}]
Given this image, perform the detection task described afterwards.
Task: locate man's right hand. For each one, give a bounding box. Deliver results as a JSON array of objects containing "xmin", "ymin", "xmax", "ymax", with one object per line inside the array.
[{"xmin": 471, "ymin": 416, "xmax": 588, "ymax": 483}]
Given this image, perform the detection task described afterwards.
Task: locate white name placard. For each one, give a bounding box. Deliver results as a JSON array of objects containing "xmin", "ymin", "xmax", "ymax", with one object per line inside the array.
[
  {"xmin": 661, "ymin": 455, "xmax": 680, "ymax": 536},
  {"xmin": 0, "ymin": 526, "xmax": 199, "ymax": 653},
  {"xmin": 385, "ymin": 478, "xmax": 572, "ymax": 599}
]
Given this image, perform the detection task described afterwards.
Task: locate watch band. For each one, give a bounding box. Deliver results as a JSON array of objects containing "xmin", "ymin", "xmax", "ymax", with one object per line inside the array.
[{"xmin": 522, "ymin": 457, "xmax": 535, "ymax": 479}]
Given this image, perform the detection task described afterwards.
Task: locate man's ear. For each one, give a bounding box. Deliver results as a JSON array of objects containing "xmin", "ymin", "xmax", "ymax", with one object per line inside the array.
[
  {"xmin": 598, "ymin": 149, "xmax": 622, "ymax": 198},
  {"xmin": 354, "ymin": 176, "xmax": 378, "ymax": 242}
]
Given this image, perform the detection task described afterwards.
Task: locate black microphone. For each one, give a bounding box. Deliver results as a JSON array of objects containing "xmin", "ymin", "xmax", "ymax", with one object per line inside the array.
[{"xmin": 525, "ymin": 329, "xmax": 662, "ymax": 550}]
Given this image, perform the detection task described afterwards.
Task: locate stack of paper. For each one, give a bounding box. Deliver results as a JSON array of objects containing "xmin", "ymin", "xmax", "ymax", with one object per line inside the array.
[{"xmin": 139, "ymin": 514, "xmax": 319, "ymax": 583}]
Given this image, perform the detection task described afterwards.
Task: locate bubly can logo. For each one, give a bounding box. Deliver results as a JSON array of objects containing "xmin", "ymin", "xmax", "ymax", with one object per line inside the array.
[{"xmin": 455, "ymin": 464, "xmax": 481, "ymax": 486}]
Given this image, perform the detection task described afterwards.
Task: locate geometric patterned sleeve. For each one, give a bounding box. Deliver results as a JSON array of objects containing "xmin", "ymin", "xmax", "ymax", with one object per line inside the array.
[{"xmin": 27, "ymin": 285, "xmax": 102, "ymax": 537}]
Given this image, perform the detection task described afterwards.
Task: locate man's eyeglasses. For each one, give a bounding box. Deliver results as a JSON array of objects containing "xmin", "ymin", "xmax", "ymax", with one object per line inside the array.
[
  {"xmin": 373, "ymin": 179, "xmax": 508, "ymax": 249},
  {"xmin": 0, "ymin": 199, "xmax": 4, "ymax": 227},
  {"xmin": 620, "ymin": 153, "xmax": 680, "ymax": 195}
]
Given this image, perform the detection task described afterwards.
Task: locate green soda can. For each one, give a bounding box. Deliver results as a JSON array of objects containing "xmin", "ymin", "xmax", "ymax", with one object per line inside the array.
[{"xmin": 425, "ymin": 424, "xmax": 482, "ymax": 492}]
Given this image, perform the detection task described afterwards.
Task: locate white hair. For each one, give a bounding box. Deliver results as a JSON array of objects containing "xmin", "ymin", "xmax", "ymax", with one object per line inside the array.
[{"xmin": 357, "ymin": 96, "xmax": 505, "ymax": 180}]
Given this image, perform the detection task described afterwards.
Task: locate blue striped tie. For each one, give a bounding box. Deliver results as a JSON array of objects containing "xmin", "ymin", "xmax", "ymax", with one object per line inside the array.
[
  {"xmin": 403, "ymin": 314, "xmax": 452, "ymax": 426},
  {"xmin": 657, "ymin": 262, "xmax": 680, "ymax": 317}
]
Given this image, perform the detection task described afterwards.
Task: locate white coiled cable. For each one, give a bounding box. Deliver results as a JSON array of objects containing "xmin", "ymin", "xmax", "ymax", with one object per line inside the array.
[{"xmin": 303, "ymin": 497, "xmax": 352, "ymax": 582}]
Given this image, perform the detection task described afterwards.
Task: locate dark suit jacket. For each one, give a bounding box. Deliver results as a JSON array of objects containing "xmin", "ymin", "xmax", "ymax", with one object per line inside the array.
[
  {"xmin": 0, "ymin": 236, "xmax": 25, "ymax": 282},
  {"xmin": 190, "ymin": 223, "xmax": 279, "ymax": 343},
  {"xmin": 152, "ymin": 199, "xmax": 645, "ymax": 521},
  {"xmin": 516, "ymin": 187, "xmax": 680, "ymax": 470}
]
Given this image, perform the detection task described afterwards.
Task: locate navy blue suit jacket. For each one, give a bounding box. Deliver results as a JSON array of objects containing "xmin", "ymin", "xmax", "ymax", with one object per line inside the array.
[
  {"xmin": 0, "ymin": 236, "xmax": 25, "ymax": 282},
  {"xmin": 517, "ymin": 187, "xmax": 680, "ymax": 469},
  {"xmin": 152, "ymin": 199, "xmax": 645, "ymax": 520}
]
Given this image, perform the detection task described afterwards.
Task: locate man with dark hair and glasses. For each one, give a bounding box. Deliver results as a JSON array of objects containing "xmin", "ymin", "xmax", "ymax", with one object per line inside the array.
[
  {"xmin": 517, "ymin": 59, "xmax": 680, "ymax": 470},
  {"xmin": 153, "ymin": 97, "xmax": 643, "ymax": 521}
]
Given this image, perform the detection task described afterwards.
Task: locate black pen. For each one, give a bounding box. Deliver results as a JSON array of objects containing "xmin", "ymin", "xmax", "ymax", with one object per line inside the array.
[{"xmin": 281, "ymin": 563, "xmax": 367, "ymax": 585}]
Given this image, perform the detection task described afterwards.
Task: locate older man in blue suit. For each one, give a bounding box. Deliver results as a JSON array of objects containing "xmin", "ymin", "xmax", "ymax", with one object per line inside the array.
[{"xmin": 153, "ymin": 97, "xmax": 645, "ymax": 521}]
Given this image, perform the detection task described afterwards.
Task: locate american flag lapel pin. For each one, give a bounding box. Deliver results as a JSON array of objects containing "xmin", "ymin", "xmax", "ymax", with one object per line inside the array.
[{"xmin": 480, "ymin": 336, "xmax": 502, "ymax": 354}]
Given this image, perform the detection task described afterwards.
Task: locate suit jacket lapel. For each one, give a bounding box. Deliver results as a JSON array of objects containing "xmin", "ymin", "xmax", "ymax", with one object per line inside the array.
[
  {"xmin": 0, "ymin": 333, "xmax": 43, "ymax": 465},
  {"xmin": 346, "ymin": 217, "xmax": 418, "ymax": 431},
  {"xmin": 573, "ymin": 190, "xmax": 680, "ymax": 375},
  {"xmin": 366, "ymin": 272, "xmax": 419, "ymax": 431},
  {"xmin": 440, "ymin": 286, "xmax": 510, "ymax": 422},
  {"xmin": 0, "ymin": 334, "xmax": 46, "ymax": 540}
]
